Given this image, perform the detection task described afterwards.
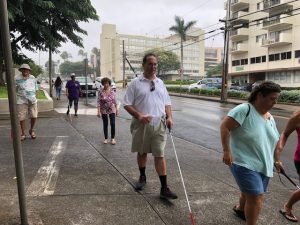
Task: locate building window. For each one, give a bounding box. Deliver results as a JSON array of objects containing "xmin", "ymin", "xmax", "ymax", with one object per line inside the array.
[
  {"xmin": 287, "ymin": 51, "xmax": 292, "ymax": 59},
  {"xmin": 274, "ymin": 72, "xmax": 280, "ymax": 80},
  {"xmin": 241, "ymin": 58, "xmax": 248, "ymax": 65},
  {"xmin": 256, "ymin": 57, "xmax": 261, "ymax": 63},
  {"xmin": 251, "ymin": 57, "xmax": 256, "ymax": 64},
  {"xmin": 281, "ymin": 52, "xmax": 287, "ymax": 60},
  {"xmin": 269, "ymin": 54, "xmax": 275, "ymax": 61},
  {"xmin": 295, "ymin": 71, "xmax": 300, "ymax": 82},
  {"xmin": 274, "ymin": 54, "xmax": 280, "ymax": 61},
  {"xmin": 262, "ymin": 56, "xmax": 266, "ymax": 62},
  {"xmin": 257, "ymin": 3, "xmax": 260, "ymax": 10},
  {"xmin": 295, "ymin": 50, "xmax": 300, "ymax": 58}
]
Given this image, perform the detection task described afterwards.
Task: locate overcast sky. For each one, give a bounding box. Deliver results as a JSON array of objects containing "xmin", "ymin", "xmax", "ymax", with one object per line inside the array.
[{"xmin": 22, "ymin": 0, "xmax": 225, "ymax": 67}]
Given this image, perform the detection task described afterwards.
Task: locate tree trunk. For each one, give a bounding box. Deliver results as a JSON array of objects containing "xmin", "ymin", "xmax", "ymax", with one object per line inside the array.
[
  {"xmin": 49, "ymin": 47, "xmax": 53, "ymax": 97},
  {"xmin": 180, "ymin": 38, "xmax": 183, "ymax": 82},
  {"xmin": 0, "ymin": 36, "xmax": 5, "ymax": 85}
]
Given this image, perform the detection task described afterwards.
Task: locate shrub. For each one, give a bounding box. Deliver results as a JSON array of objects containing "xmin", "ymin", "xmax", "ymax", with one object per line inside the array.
[{"xmin": 164, "ymin": 80, "xmax": 195, "ymax": 85}]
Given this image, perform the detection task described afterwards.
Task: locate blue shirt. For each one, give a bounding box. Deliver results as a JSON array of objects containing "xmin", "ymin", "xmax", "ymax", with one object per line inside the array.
[
  {"xmin": 65, "ymin": 80, "xmax": 80, "ymax": 99},
  {"xmin": 228, "ymin": 103, "xmax": 280, "ymax": 177},
  {"xmin": 15, "ymin": 74, "xmax": 38, "ymax": 104}
]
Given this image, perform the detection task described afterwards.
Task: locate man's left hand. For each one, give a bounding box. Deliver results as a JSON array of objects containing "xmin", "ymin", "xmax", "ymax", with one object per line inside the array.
[{"xmin": 166, "ymin": 117, "xmax": 173, "ymax": 131}]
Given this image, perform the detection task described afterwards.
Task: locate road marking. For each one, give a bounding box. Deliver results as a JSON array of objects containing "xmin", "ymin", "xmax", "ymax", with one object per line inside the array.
[{"xmin": 27, "ymin": 136, "xmax": 68, "ymax": 196}]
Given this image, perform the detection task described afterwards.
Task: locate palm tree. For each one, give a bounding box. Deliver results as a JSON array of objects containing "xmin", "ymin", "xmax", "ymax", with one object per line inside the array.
[{"xmin": 169, "ymin": 16, "xmax": 196, "ymax": 80}]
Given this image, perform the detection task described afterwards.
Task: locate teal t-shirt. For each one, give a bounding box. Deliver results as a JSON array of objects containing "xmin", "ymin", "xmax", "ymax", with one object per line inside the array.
[{"xmin": 228, "ymin": 103, "xmax": 279, "ymax": 177}]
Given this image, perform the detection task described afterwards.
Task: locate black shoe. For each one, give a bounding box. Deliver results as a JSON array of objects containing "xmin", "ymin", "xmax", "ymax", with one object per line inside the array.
[
  {"xmin": 74, "ymin": 114, "xmax": 77, "ymax": 117},
  {"xmin": 66, "ymin": 110, "xmax": 69, "ymax": 115},
  {"xmin": 160, "ymin": 186, "xmax": 178, "ymax": 199},
  {"xmin": 136, "ymin": 176, "xmax": 146, "ymax": 190}
]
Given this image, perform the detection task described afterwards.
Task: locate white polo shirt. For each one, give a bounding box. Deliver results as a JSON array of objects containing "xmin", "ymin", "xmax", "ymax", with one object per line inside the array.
[{"xmin": 123, "ymin": 75, "xmax": 171, "ymax": 118}]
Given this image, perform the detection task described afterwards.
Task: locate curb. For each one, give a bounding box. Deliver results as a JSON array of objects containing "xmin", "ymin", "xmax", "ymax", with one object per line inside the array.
[{"xmin": 0, "ymin": 89, "xmax": 53, "ymax": 114}]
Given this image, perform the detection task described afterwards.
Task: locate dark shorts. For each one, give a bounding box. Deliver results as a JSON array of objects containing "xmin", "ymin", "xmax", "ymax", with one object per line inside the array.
[
  {"xmin": 230, "ymin": 164, "xmax": 270, "ymax": 195},
  {"xmin": 294, "ymin": 160, "xmax": 300, "ymax": 174}
]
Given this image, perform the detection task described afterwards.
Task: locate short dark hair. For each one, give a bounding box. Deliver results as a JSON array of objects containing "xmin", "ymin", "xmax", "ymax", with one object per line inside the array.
[
  {"xmin": 248, "ymin": 81, "xmax": 281, "ymax": 103},
  {"xmin": 143, "ymin": 53, "xmax": 157, "ymax": 65},
  {"xmin": 101, "ymin": 77, "xmax": 111, "ymax": 85}
]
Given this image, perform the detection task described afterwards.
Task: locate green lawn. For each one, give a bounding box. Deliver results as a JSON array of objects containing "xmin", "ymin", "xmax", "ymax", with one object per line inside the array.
[{"xmin": 0, "ymin": 86, "xmax": 47, "ymax": 99}]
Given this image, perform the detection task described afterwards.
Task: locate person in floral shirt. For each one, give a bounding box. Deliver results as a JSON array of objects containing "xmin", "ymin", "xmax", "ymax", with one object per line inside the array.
[{"xmin": 97, "ymin": 77, "xmax": 118, "ymax": 144}]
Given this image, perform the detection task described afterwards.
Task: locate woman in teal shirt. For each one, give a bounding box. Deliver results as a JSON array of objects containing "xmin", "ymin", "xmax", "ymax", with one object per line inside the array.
[{"xmin": 220, "ymin": 81, "xmax": 281, "ymax": 225}]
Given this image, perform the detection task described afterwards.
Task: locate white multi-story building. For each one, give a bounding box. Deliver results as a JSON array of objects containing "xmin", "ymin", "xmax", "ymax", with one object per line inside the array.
[
  {"xmin": 205, "ymin": 47, "xmax": 224, "ymax": 73},
  {"xmin": 100, "ymin": 24, "xmax": 205, "ymax": 81},
  {"xmin": 226, "ymin": 0, "xmax": 300, "ymax": 87}
]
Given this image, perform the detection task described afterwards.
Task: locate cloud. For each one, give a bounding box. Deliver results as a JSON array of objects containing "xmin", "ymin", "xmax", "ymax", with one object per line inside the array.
[{"xmin": 22, "ymin": 0, "xmax": 225, "ymax": 66}]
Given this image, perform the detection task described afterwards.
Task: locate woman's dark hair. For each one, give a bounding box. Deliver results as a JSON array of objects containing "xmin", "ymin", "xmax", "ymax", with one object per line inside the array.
[
  {"xmin": 54, "ymin": 76, "xmax": 62, "ymax": 87},
  {"xmin": 248, "ymin": 81, "xmax": 281, "ymax": 103},
  {"xmin": 143, "ymin": 53, "xmax": 157, "ymax": 65},
  {"xmin": 101, "ymin": 77, "xmax": 111, "ymax": 86}
]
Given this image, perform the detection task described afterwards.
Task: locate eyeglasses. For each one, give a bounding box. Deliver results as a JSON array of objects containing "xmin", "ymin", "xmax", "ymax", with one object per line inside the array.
[{"xmin": 150, "ymin": 80, "xmax": 155, "ymax": 92}]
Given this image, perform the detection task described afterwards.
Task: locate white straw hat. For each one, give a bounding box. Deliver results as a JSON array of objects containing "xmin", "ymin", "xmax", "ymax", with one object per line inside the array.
[{"xmin": 19, "ymin": 64, "xmax": 32, "ymax": 71}]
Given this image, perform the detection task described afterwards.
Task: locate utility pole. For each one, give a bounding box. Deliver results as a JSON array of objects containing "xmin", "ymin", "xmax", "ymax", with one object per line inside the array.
[
  {"xmin": 84, "ymin": 57, "xmax": 88, "ymax": 106},
  {"xmin": 122, "ymin": 40, "xmax": 126, "ymax": 88},
  {"xmin": 220, "ymin": 0, "xmax": 231, "ymax": 102},
  {"xmin": 0, "ymin": 1, "xmax": 29, "ymax": 224}
]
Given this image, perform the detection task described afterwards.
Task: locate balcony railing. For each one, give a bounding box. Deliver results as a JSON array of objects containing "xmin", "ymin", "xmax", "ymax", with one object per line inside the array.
[{"xmin": 264, "ymin": 0, "xmax": 280, "ymax": 9}]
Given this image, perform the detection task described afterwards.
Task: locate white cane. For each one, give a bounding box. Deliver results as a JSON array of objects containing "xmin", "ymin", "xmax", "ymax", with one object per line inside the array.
[{"xmin": 169, "ymin": 129, "xmax": 196, "ymax": 225}]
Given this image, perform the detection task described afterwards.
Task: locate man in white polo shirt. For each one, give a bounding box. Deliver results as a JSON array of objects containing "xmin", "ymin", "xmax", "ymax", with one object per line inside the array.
[{"xmin": 123, "ymin": 53, "xmax": 177, "ymax": 199}]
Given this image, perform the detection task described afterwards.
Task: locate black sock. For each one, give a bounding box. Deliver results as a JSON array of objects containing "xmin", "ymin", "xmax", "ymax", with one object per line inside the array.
[
  {"xmin": 159, "ymin": 175, "xmax": 167, "ymax": 188},
  {"xmin": 139, "ymin": 167, "xmax": 146, "ymax": 177}
]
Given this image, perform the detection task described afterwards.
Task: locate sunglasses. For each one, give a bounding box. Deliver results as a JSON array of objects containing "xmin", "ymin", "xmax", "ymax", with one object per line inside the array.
[{"xmin": 150, "ymin": 80, "xmax": 155, "ymax": 92}]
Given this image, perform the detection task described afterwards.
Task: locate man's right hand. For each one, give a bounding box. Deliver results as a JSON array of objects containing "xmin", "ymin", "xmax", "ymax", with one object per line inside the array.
[{"xmin": 137, "ymin": 114, "xmax": 152, "ymax": 124}]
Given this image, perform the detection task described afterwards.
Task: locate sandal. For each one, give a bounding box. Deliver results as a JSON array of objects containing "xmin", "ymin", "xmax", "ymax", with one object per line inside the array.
[
  {"xmin": 233, "ymin": 205, "xmax": 246, "ymax": 221},
  {"xmin": 279, "ymin": 208, "xmax": 298, "ymax": 222},
  {"xmin": 29, "ymin": 129, "xmax": 37, "ymax": 139},
  {"xmin": 20, "ymin": 135, "xmax": 26, "ymax": 141}
]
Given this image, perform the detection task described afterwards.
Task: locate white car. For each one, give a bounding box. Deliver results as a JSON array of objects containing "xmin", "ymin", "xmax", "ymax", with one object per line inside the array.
[
  {"xmin": 188, "ymin": 81, "xmax": 206, "ymax": 91},
  {"xmin": 95, "ymin": 77, "xmax": 116, "ymax": 92}
]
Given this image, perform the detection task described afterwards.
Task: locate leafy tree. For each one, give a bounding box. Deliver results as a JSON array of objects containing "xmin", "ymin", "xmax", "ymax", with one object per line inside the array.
[
  {"xmin": 145, "ymin": 48, "xmax": 180, "ymax": 78},
  {"xmin": 60, "ymin": 51, "xmax": 72, "ymax": 62},
  {"xmin": 60, "ymin": 61, "xmax": 94, "ymax": 76},
  {"xmin": 169, "ymin": 16, "xmax": 196, "ymax": 79},
  {"xmin": 78, "ymin": 49, "xmax": 87, "ymax": 58},
  {"xmin": 206, "ymin": 63, "xmax": 223, "ymax": 77},
  {"xmin": 91, "ymin": 47, "xmax": 100, "ymax": 76},
  {"xmin": 0, "ymin": 0, "xmax": 99, "ymax": 85}
]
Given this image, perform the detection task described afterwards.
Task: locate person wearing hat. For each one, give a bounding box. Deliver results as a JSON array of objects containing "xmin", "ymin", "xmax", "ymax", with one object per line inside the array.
[
  {"xmin": 65, "ymin": 73, "xmax": 81, "ymax": 116},
  {"xmin": 15, "ymin": 64, "xmax": 39, "ymax": 141}
]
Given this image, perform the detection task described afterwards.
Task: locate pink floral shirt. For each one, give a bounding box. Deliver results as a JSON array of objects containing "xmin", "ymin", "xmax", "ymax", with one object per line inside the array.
[{"xmin": 97, "ymin": 89, "xmax": 116, "ymax": 114}]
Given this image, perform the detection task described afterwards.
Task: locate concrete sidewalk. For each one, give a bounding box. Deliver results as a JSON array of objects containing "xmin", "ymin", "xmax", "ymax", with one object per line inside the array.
[{"xmin": 0, "ymin": 95, "xmax": 299, "ymax": 225}]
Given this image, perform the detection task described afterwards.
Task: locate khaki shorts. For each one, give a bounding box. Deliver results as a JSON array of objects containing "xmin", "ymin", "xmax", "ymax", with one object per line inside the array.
[
  {"xmin": 17, "ymin": 103, "xmax": 38, "ymax": 121},
  {"xmin": 130, "ymin": 117, "xmax": 167, "ymax": 157}
]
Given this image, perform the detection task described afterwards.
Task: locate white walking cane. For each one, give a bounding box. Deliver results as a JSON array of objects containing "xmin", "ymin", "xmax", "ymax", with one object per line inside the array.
[{"xmin": 169, "ymin": 129, "xmax": 196, "ymax": 225}]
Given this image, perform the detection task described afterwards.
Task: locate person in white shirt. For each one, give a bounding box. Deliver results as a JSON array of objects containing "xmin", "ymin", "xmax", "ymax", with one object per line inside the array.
[{"xmin": 123, "ymin": 53, "xmax": 177, "ymax": 199}]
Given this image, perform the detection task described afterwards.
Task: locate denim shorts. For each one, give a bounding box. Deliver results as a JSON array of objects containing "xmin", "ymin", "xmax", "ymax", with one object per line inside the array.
[{"xmin": 230, "ymin": 164, "xmax": 270, "ymax": 195}]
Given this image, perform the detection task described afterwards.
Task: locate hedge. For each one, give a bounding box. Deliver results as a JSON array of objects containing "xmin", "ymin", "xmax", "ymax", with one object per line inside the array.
[{"xmin": 166, "ymin": 87, "xmax": 300, "ymax": 104}]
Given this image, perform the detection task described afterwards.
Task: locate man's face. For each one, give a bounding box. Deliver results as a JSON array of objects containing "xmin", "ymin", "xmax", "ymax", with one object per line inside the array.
[
  {"xmin": 143, "ymin": 56, "xmax": 157, "ymax": 75},
  {"xmin": 71, "ymin": 76, "xmax": 75, "ymax": 81},
  {"xmin": 20, "ymin": 68, "xmax": 30, "ymax": 77}
]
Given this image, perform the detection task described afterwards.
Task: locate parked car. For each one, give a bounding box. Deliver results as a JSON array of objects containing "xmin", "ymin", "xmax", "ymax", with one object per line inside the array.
[
  {"xmin": 76, "ymin": 76, "xmax": 97, "ymax": 96},
  {"xmin": 229, "ymin": 83, "xmax": 240, "ymax": 90},
  {"xmin": 95, "ymin": 77, "xmax": 116, "ymax": 92},
  {"xmin": 188, "ymin": 78, "xmax": 222, "ymax": 91},
  {"xmin": 252, "ymin": 80, "xmax": 264, "ymax": 89}
]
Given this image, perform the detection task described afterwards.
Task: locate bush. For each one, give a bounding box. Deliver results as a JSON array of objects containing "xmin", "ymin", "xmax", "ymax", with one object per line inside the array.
[
  {"xmin": 278, "ymin": 90, "xmax": 300, "ymax": 103},
  {"xmin": 166, "ymin": 86, "xmax": 300, "ymax": 104},
  {"xmin": 164, "ymin": 80, "xmax": 195, "ymax": 85}
]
